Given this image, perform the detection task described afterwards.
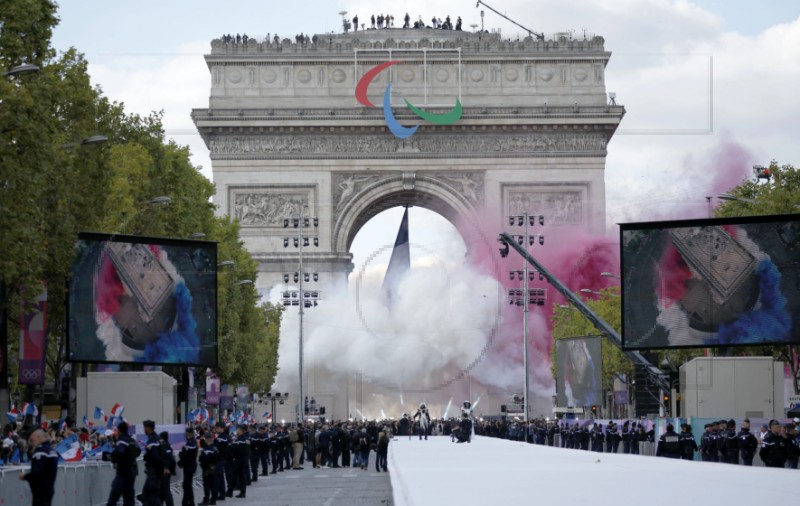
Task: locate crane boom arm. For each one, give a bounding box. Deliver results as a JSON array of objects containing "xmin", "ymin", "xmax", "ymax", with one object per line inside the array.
[
  {"xmin": 499, "ymin": 232, "xmax": 669, "ymax": 393},
  {"xmin": 476, "ymin": 0, "xmax": 545, "ymax": 40}
]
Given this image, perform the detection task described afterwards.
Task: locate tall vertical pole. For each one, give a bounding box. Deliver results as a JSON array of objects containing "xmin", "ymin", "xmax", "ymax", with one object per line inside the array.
[
  {"xmin": 523, "ymin": 213, "xmax": 530, "ymax": 443},
  {"xmin": 298, "ymin": 219, "xmax": 304, "ymax": 425}
]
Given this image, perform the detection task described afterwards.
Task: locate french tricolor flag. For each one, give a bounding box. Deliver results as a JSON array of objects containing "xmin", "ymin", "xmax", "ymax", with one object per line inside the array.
[
  {"xmin": 22, "ymin": 402, "xmax": 39, "ymax": 417},
  {"xmin": 110, "ymin": 403, "xmax": 125, "ymax": 418},
  {"xmin": 56, "ymin": 434, "xmax": 83, "ymax": 462}
]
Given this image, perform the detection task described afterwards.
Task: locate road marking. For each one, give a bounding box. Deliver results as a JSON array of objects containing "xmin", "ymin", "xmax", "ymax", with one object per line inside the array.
[{"xmin": 322, "ymin": 488, "xmax": 342, "ymax": 506}]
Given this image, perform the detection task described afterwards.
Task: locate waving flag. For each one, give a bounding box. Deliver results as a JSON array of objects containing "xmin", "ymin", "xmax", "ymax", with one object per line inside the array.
[
  {"xmin": 87, "ymin": 442, "xmax": 112, "ymax": 457},
  {"xmin": 58, "ymin": 418, "xmax": 68, "ymax": 431},
  {"xmin": 106, "ymin": 416, "xmax": 117, "ymax": 429},
  {"xmin": 93, "ymin": 407, "xmax": 104, "ymax": 420},
  {"xmin": 6, "ymin": 411, "xmax": 18, "ymax": 423},
  {"xmin": 381, "ymin": 207, "xmax": 410, "ymax": 307},
  {"xmin": 110, "ymin": 403, "xmax": 124, "ymax": 418},
  {"xmin": 22, "ymin": 402, "xmax": 38, "ymax": 417},
  {"xmin": 55, "ymin": 434, "xmax": 83, "ymax": 462},
  {"xmin": 262, "ymin": 411, "xmax": 271, "ymax": 419}
]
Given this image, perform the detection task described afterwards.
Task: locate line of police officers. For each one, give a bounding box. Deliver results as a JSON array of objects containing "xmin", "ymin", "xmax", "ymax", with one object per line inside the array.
[{"xmin": 105, "ymin": 420, "xmax": 305, "ymax": 506}]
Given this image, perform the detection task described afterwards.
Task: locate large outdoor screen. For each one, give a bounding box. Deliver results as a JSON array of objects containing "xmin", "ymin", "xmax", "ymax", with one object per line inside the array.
[
  {"xmin": 68, "ymin": 233, "xmax": 218, "ymax": 366},
  {"xmin": 555, "ymin": 336, "xmax": 603, "ymax": 408},
  {"xmin": 621, "ymin": 214, "xmax": 800, "ymax": 349}
]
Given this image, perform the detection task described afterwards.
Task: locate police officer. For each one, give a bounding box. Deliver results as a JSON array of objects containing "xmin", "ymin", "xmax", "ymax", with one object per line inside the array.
[
  {"xmin": 19, "ymin": 427, "xmax": 58, "ymax": 506},
  {"xmin": 106, "ymin": 421, "xmax": 140, "ymax": 506},
  {"xmin": 141, "ymin": 420, "xmax": 164, "ymax": 506},
  {"xmin": 178, "ymin": 427, "xmax": 198, "ymax": 506},
  {"xmin": 256, "ymin": 425, "xmax": 270, "ymax": 476},
  {"xmin": 227, "ymin": 425, "xmax": 249, "ymax": 498},
  {"xmin": 198, "ymin": 432, "xmax": 218, "ymax": 505},
  {"xmin": 621, "ymin": 421, "xmax": 630, "ymax": 453},
  {"xmin": 248, "ymin": 424, "xmax": 261, "ymax": 482},
  {"xmin": 700, "ymin": 424, "xmax": 715, "ymax": 462},
  {"xmin": 629, "ymin": 423, "xmax": 640, "ymax": 454},
  {"xmin": 785, "ymin": 421, "xmax": 799, "ymax": 469},
  {"xmin": 213, "ymin": 422, "xmax": 230, "ymax": 502},
  {"xmin": 656, "ymin": 423, "xmax": 681, "ymax": 458},
  {"xmin": 678, "ymin": 423, "xmax": 697, "ymax": 461},
  {"xmin": 722, "ymin": 419, "xmax": 739, "ymax": 464},
  {"xmin": 736, "ymin": 419, "xmax": 758, "ymax": 466},
  {"xmin": 759, "ymin": 419, "xmax": 790, "ymax": 468},
  {"xmin": 159, "ymin": 431, "xmax": 176, "ymax": 506},
  {"xmin": 268, "ymin": 427, "xmax": 281, "ymax": 473}
]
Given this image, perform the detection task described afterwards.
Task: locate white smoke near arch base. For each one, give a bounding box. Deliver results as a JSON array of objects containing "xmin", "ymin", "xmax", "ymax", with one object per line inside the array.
[{"xmin": 272, "ymin": 259, "xmax": 504, "ymax": 394}]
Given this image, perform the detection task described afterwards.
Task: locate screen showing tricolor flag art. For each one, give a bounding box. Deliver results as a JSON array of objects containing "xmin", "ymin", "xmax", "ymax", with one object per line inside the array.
[
  {"xmin": 67, "ymin": 233, "xmax": 218, "ymax": 366},
  {"xmin": 620, "ymin": 214, "xmax": 800, "ymax": 349}
]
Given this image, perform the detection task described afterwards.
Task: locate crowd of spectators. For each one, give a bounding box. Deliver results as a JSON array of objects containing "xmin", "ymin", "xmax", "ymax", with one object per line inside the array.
[{"xmin": 345, "ymin": 13, "xmax": 463, "ymax": 32}]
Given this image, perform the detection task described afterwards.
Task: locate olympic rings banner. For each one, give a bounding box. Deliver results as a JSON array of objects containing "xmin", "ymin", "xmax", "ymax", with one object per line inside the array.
[
  {"xmin": 19, "ymin": 284, "xmax": 48, "ymax": 385},
  {"xmin": 355, "ymin": 60, "xmax": 462, "ymax": 139}
]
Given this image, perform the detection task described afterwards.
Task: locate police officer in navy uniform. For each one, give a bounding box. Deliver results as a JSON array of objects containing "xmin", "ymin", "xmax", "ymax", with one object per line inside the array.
[
  {"xmin": 198, "ymin": 433, "xmax": 218, "ymax": 505},
  {"xmin": 248, "ymin": 424, "xmax": 261, "ymax": 482},
  {"xmin": 141, "ymin": 420, "xmax": 164, "ymax": 506},
  {"xmin": 699, "ymin": 424, "xmax": 714, "ymax": 462},
  {"xmin": 722, "ymin": 419, "xmax": 739, "ymax": 464},
  {"xmin": 785, "ymin": 421, "xmax": 799, "ymax": 469},
  {"xmin": 106, "ymin": 421, "xmax": 140, "ymax": 506},
  {"xmin": 178, "ymin": 427, "xmax": 198, "ymax": 506},
  {"xmin": 268, "ymin": 427, "xmax": 281, "ymax": 473},
  {"xmin": 255, "ymin": 425, "xmax": 270, "ymax": 476},
  {"xmin": 20, "ymin": 427, "xmax": 58, "ymax": 506},
  {"xmin": 759, "ymin": 419, "xmax": 790, "ymax": 468},
  {"xmin": 629, "ymin": 422, "xmax": 639, "ymax": 454},
  {"xmin": 678, "ymin": 423, "xmax": 697, "ymax": 461},
  {"xmin": 736, "ymin": 418, "xmax": 758, "ymax": 466},
  {"xmin": 228, "ymin": 425, "xmax": 249, "ymax": 498},
  {"xmin": 213, "ymin": 422, "xmax": 230, "ymax": 502},
  {"xmin": 656, "ymin": 423, "xmax": 681, "ymax": 459},
  {"xmin": 159, "ymin": 431, "xmax": 176, "ymax": 506}
]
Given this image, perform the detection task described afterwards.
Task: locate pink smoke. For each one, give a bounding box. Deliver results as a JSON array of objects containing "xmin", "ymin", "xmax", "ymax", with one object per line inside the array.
[
  {"xmin": 457, "ymin": 211, "xmax": 620, "ymax": 395},
  {"xmin": 95, "ymin": 251, "xmax": 125, "ymax": 321}
]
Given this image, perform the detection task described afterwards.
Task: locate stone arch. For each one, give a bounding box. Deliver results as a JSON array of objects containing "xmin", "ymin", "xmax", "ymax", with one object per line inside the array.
[{"xmin": 333, "ymin": 173, "xmax": 478, "ymax": 254}]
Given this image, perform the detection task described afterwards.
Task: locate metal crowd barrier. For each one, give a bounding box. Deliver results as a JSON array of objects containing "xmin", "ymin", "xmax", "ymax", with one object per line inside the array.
[{"xmin": 0, "ymin": 458, "xmax": 184, "ymax": 506}]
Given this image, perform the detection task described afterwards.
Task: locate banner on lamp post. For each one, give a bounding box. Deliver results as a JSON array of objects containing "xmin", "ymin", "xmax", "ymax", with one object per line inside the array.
[
  {"xmin": 19, "ymin": 285, "xmax": 48, "ymax": 385},
  {"xmin": 219, "ymin": 384, "xmax": 234, "ymax": 411},
  {"xmin": 205, "ymin": 370, "xmax": 220, "ymax": 406}
]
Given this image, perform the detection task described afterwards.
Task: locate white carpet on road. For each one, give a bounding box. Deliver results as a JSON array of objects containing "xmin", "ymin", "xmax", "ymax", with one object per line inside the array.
[{"xmin": 387, "ymin": 436, "xmax": 795, "ymax": 505}]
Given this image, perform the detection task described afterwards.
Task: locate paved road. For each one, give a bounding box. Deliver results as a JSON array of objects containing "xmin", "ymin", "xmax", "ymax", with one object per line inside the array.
[{"xmin": 170, "ymin": 465, "xmax": 394, "ymax": 506}]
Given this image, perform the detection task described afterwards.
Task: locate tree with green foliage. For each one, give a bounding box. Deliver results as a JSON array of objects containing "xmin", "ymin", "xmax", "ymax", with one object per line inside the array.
[
  {"xmin": 551, "ymin": 287, "xmax": 634, "ymax": 395},
  {"xmin": 1, "ymin": 0, "xmax": 279, "ymax": 411},
  {"xmin": 715, "ymin": 160, "xmax": 800, "ymax": 394}
]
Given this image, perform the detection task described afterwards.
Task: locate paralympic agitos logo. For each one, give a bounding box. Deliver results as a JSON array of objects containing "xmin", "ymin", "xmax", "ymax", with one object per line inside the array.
[{"xmin": 355, "ymin": 60, "xmax": 462, "ymax": 139}]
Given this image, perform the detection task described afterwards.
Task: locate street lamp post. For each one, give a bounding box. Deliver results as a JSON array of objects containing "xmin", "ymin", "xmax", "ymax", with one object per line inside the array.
[
  {"xmin": 505, "ymin": 212, "xmax": 545, "ymax": 443},
  {"xmin": 283, "ymin": 215, "xmax": 319, "ymax": 424}
]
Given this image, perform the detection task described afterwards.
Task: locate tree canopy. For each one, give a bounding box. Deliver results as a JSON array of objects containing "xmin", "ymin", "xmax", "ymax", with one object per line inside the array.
[
  {"xmin": 1, "ymin": 0, "xmax": 279, "ymax": 403},
  {"xmin": 550, "ymin": 287, "xmax": 633, "ymax": 392},
  {"xmin": 715, "ymin": 160, "xmax": 800, "ymax": 395}
]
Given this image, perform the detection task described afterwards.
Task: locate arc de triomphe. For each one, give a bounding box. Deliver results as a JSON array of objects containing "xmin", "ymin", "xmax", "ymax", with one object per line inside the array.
[{"xmin": 193, "ymin": 29, "xmax": 624, "ymax": 295}]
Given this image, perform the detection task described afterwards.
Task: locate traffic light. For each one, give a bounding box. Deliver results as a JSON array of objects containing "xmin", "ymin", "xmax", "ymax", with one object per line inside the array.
[
  {"xmin": 663, "ymin": 394, "xmax": 670, "ymax": 403},
  {"xmin": 591, "ymin": 405, "xmax": 598, "ymax": 416}
]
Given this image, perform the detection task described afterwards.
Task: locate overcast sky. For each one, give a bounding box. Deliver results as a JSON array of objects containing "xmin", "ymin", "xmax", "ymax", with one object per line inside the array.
[{"xmin": 50, "ymin": 0, "xmax": 800, "ymax": 272}]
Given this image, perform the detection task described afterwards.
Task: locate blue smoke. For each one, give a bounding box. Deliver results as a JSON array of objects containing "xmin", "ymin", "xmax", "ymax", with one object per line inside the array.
[
  {"xmin": 141, "ymin": 282, "xmax": 200, "ymax": 364},
  {"xmin": 715, "ymin": 259, "xmax": 791, "ymax": 345}
]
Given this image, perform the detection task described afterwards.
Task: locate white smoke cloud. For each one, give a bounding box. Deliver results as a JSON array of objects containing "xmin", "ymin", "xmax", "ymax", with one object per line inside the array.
[{"xmin": 272, "ymin": 259, "xmax": 504, "ymax": 392}]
